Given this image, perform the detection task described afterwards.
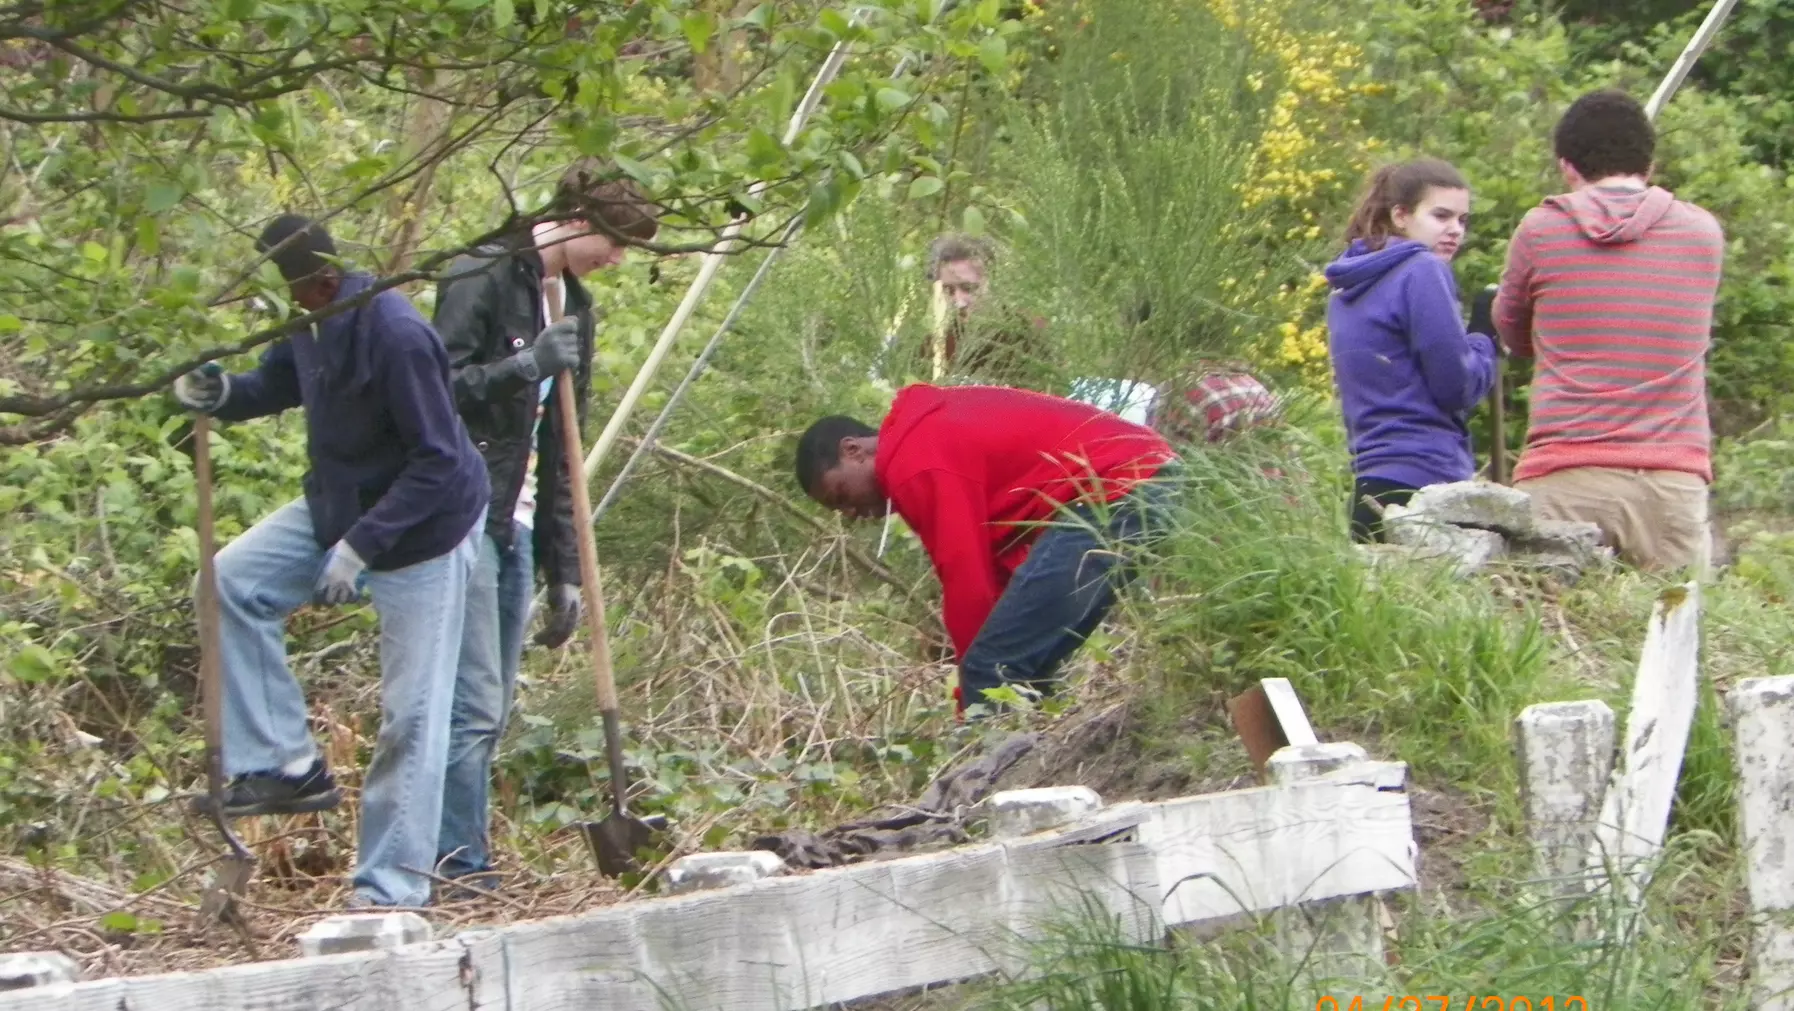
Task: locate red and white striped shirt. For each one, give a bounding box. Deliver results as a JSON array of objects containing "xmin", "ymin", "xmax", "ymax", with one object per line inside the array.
[{"xmin": 1494, "ymin": 184, "xmax": 1724, "ymax": 483}]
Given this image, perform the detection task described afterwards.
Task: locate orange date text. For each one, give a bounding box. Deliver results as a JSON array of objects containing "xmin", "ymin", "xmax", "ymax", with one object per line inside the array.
[{"xmin": 1315, "ymin": 999, "xmax": 1589, "ymax": 1011}]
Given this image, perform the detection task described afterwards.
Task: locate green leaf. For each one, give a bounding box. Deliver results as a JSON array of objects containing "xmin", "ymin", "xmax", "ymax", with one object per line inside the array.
[
  {"xmin": 0, "ymin": 314, "xmax": 20, "ymax": 334},
  {"xmin": 744, "ymin": 128, "xmax": 782, "ymax": 168},
  {"xmin": 962, "ymin": 205, "xmax": 986, "ymax": 235},
  {"xmin": 81, "ymin": 241, "xmax": 108, "ymax": 263},
  {"xmin": 136, "ymin": 215, "xmax": 160, "ymax": 255},
  {"xmin": 101, "ymin": 911, "xmax": 139, "ymax": 933},
  {"xmin": 818, "ymin": 8, "xmax": 850, "ymax": 37},
  {"xmin": 612, "ymin": 153, "xmax": 652, "ymax": 184},
  {"xmin": 978, "ymin": 35, "xmax": 1008, "ymax": 77},
  {"xmin": 908, "ymin": 175, "xmax": 944, "ymax": 200},
  {"xmin": 682, "ymin": 12, "xmax": 715, "ymax": 53},
  {"xmin": 145, "ymin": 181, "xmax": 184, "ymax": 213},
  {"xmin": 225, "ymin": 0, "xmax": 259, "ymax": 19},
  {"xmin": 803, "ymin": 178, "xmax": 843, "ymax": 228},
  {"xmin": 492, "ymin": 0, "xmax": 513, "ymax": 29},
  {"xmin": 915, "ymin": 0, "xmax": 940, "ymax": 24},
  {"xmin": 875, "ymin": 87, "xmax": 912, "ymax": 112},
  {"xmin": 742, "ymin": 3, "xmax": 773, "ymax": 31},
  {"xmin": 9, "ymin": 644, "xmax": 58, "ymax": 683},
  {"xmin": 975, "ymin": 0, "xmax": 1000, "ymax": 26}
]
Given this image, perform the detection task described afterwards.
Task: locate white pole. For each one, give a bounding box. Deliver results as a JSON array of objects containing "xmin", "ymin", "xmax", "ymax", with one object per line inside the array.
[
  {"xmin": 1731, "ymin": 676, "xmax": 1794, "ymax": 1011},
  {"xmin": 1644, "ymin": 0, "xmax": 1740, "ymax": 122},
  {"xmin": 581, "ymin": 23, "xmax": 863, "ymax": 481}
]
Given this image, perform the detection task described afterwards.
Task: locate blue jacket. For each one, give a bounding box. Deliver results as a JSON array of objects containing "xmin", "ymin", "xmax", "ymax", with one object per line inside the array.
[
  {"xmin": 1324, "ymin": 239, "xmax": 1497, "ymax": 489},
  {"xmin": 215, "ymin": 274, "xmax": 490, "ymax": 570}
]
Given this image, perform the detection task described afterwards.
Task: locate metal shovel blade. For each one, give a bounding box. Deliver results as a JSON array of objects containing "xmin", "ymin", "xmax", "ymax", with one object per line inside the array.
[
  {"xmin": 579, "ymin": 811, "xmax": 665, "ymax": 879},
  {"xmin": 197, "ymin": 846, "xmax": 255, "ymax": 925}
]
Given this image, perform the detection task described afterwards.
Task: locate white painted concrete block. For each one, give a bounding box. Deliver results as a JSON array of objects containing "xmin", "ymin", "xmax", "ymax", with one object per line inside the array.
[
  {"xmin": 664, "ymin": 850, "xmax": 787, "ymax": 894},
  {"xmin": 296, "ymin": 912, "xmax": 433, "ymax": 958},
  {"xmin": 1409, "ymin": 481, "xmax": 1535, "ymax": 536},
  {"xmin": 0, "ymin": 952, "xmax": 80, "ymax": 991},
  {"xmin": 1269, "ymin": 741, "xmax": 1387, "ymax": 996},
  {"xmin": 1515, "ymin": 700, "xmax": 1615, "ymax": 896},
  {"xmin": 1730, "ymin": 675, "xmax": 1794, "ymax": 1010},
  {"xmin": 987, "ymin": 786, "xmax": 1104, "ymax": 837},
  {"xmin": 1269, "ymin": 743, "xmax": 1368, "ymax": 786}
]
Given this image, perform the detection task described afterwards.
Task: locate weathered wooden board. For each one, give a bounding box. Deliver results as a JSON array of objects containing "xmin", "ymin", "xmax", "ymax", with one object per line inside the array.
[
  {"xmin": 1587, "ymin": 581, "xmax": 1701, "ymax": 902},
  {"xmin": 1145, "ymin": 780, "xmax": 1416, "ymax": 928},
  {"xmin": 0, "ymin": 776, "xmax": 1412, "ymax": 1011}
]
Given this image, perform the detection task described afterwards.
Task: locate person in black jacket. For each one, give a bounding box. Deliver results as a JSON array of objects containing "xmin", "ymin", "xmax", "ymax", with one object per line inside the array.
[
  {"xmin": 431, "ymin": 159, "xmax": 660, "ymax": 889},
  {"xmin": 175, "ymin": 215, "xmax": 489, "ymax": 908}
]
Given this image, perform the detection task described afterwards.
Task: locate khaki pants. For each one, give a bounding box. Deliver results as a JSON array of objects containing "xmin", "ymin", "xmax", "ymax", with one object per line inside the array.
[{"xmin": 1516, "ymin": 466, "xmax": 1711, "ymax": 575}]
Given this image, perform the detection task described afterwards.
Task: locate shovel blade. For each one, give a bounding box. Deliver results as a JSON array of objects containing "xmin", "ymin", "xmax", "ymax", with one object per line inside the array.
[
  {"xmin": 196, "ymin": 853, "xmax": 255, "ymax": 926},
  {"xmin": 579, "ymin": 813, "xmax": 664, "ymax": 878}
]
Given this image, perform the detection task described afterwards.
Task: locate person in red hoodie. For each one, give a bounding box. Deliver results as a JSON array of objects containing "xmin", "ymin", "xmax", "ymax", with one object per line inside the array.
[{"xmin": 795, "ymin": 384, "xmax": 1179, "ymax": 714}]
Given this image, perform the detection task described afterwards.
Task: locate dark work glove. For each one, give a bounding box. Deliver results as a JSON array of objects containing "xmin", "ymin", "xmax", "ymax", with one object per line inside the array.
[
  {"xmin": 533, "ymin": 583, "xmax": 582, "ymax": 648},
  {"xmin": 313, "ymin": 541, "xmax": 368, "ymax": 605},
  {"xmin": 513, "ymin": 318, "xmax": 580, "ymax": 382},
  {"xmin": 1467, "ymin": 283, "xmax": 1498, "ymax": 339},
  {"xmin": 173, "ymin": 362, "xmax": 229, "ymax": 413}
]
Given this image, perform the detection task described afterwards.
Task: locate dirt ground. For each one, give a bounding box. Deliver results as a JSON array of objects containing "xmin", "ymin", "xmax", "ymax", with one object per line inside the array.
[{"xmin": 0, "ymin": 686, "xmax": 1488, "ymax": 984}]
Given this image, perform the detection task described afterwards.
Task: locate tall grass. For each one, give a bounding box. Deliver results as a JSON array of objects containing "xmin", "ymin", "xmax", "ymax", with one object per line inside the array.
[{"xmin": 977, "ymin": 850, "xmax": 1749, "ymax": 1011}]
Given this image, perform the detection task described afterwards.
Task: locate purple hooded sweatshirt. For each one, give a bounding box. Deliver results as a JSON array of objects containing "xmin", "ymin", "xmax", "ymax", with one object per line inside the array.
[{"xmin": 1325, "ymin": 239, "xmax": 1497, "ymax": 489}]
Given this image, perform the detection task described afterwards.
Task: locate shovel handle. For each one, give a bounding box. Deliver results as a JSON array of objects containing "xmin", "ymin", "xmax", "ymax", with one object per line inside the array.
[
  {"xmin": 1488, "ymin": 356, "xmax": 1508, "ymax": 486},
  {"xmin": 544, "ymin": 280, "xmax": 620, "ymax": 718},
  {"xmin": 193, "ymin": 416, "xmax": 230, "ymax": 802}
]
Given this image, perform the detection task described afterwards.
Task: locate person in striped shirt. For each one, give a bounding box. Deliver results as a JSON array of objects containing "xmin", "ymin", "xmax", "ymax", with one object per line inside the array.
[{"xmin": 1493, "ymin": 89, "xmax": 1724, "ymax": 573}]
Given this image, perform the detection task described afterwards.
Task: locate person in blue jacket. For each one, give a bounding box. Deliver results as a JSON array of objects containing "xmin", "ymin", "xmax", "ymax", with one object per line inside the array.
[
  {"xmin": 175, "ymin": 215, "xmax": 490, "ymax": 908},
  {"xmin": 1325, "ymin": 158, "xmax": 1499, "ymax": 542}
]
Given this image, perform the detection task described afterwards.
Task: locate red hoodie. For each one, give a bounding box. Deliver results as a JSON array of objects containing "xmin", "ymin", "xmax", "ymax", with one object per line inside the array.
[{"xmin": 875, "ymin": 384, "xmax": 1174, "ymax": 658}]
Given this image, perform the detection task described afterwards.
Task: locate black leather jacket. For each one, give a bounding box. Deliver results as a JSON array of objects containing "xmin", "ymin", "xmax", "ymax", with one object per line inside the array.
[{"xmin": 432, "ymin": 240, "xmax": 595, "ymax": 588}]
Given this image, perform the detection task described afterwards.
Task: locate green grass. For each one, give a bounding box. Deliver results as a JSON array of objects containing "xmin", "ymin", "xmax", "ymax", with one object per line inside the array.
[{"xmin": 966, "ymin": 843, "xmax": 1750, "ymax": 1010}]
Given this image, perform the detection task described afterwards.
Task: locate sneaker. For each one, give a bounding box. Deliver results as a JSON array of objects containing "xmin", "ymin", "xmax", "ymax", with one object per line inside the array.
[{"xmin": 190, "ymin": 759, "xmax": 342, "ymax": 818}]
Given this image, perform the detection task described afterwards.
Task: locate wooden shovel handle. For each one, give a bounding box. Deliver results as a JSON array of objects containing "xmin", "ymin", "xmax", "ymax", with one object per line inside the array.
[
  {"xmin": 193, "ymin": 416, "xmax": 230, "ymax": 798},
  {"xmin": 1488, "ymin": 357, "xmax": 1508, "ymax": 486},
  {"xmin": 544, "ymin": 280, "xmax": 620, "ymax": 715}
]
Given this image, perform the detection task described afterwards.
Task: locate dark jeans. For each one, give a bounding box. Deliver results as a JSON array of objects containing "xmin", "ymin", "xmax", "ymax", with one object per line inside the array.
[
  {"xmin": 959, "ymin": 470, "xmax": 1179, "ymax": 708},
  {"xmin": 1349, "ymin": 477, "xmax": 1417, "ymax": 544}
]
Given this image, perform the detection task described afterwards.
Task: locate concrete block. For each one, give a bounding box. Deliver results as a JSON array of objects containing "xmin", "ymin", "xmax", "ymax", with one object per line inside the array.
[
  {"xmin": 986, "ymin": 786, "xmax": 1104, "ymax": 837},
  {"xmin": 1514, "ymin": 701, "xmax": 1615, "ymax": 897},
  {"xmin": 0, "ymin": 952, "xmax": 80, "ymax": 991},
  {"xmin": 1268, "ymin": 743, "xmax": 1370, "ymax": 786},
  {"xmin": 1409, "ymin": 481, "xmax": 1535, "ymax": 536},
  {"xmin": 1510, "ymin": 520, "xmax": 1611, "ymax": 581},
  {"xmin": 1383, "ymin": 505, "xmax": 1507, "ymax": 576},
  {"xmin": 1731, "ymin": 676, "xmax": 1794, "ymax": 1009},
  {"xmin": 296, "ymin": 912, "xmax": 433, "ymax": 958},
  {"xmin": 664, "ymin": 850, "xmax": 786, "ymax": 894},
  {"xmin": 1276, "ymin": 894, "xmax": 1387, "ymax": 996},
  {"xmin": 1269, "ymin": 741, "xmax": 1387, "ymax": 996}
]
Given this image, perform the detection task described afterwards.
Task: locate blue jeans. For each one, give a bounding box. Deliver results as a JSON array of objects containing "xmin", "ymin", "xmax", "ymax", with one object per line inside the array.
[
  {"xmin": 960, "ymin": 471, "xmax": 1179, "ymax": 704},
  {"xmin": 212, "ymin": 497, "xmax": 482, "ymax": 907},
  {"xmin": 438, "ymin": 522, "xmax": 535, "ymax": 879}
]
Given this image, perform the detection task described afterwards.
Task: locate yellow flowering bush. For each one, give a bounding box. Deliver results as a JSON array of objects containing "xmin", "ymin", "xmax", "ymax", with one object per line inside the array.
[{"xmin": 1204, "ymin": 0, "xmax": 1379, "ymax": 390}]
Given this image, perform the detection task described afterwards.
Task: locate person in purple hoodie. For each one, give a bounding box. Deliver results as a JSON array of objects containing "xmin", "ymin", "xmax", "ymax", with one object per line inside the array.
[{"xmin": 1325, "ymin": 158, "xmax": 1499, "ymax": 542}]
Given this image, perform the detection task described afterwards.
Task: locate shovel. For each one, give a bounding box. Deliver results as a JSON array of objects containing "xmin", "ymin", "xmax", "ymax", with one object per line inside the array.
[
  {"xmin": 543, "ymin": 280, "xmax": 662, "ymax": 877},
  {"xmin": 191, "ymin": 413, "xmax": 257, "ymax": 924},
  {"xmin": 1488, "ymin": 357, "xmax": 1508, "ymax": 485}
]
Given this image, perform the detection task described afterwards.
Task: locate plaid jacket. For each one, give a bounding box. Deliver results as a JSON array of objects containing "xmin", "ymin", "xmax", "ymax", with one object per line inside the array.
[{"xmin": 1153, "ymin": 368, "xmax": 1283, "ymax": 444}]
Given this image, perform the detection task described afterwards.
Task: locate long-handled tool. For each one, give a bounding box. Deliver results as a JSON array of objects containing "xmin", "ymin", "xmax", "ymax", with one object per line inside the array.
[
  {"xmin": 1488, "ymin": 361, "xmax": 1508, "ymax": 485},
  {"xmin": 543, "ymin": 279, "xmax": 661, "ymax": 877},
  {"xmin": 191, "ymin": 413, "xmax": 257, "ymax": 924}
]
